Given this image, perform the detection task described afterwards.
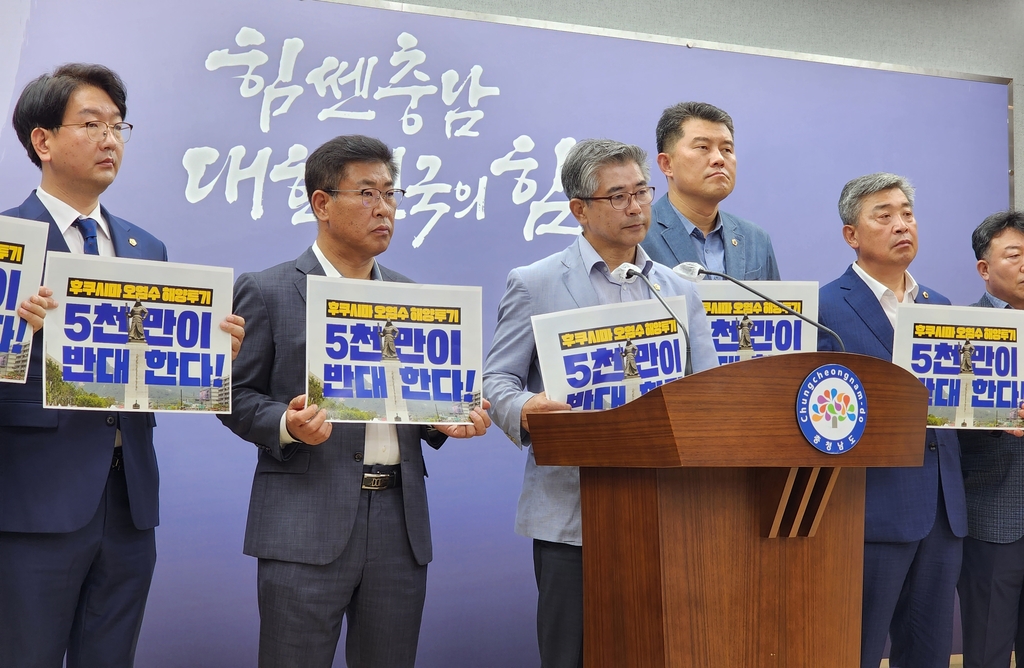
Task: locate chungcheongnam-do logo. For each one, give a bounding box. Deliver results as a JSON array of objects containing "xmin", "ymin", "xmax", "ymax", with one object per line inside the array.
[{"xmin": 796, "ymin": 364, "xmax": 867, "ymax": 454}]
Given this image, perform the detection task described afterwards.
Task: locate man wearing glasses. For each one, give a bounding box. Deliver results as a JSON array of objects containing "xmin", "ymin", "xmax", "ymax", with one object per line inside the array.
[
  {"xmin": 0, "ymin": 64, "xmax": 245, "ymax": 667},
  {"xmin": 483, "ymin": 139, "xmax": 716, "ymax": 668},
  {"xmin": 641, "ymin": 101, "xmax": 781, "ymax": 281},
  {"xmin": 219, "ymin": 134, "xmax": 490, "ymax": 668}
]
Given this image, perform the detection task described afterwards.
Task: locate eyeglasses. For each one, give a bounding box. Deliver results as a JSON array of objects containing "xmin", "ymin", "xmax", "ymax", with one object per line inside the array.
[
  {"xmin": 327, "ymin": 188, "xmax": 406, "ymax": 208},
  {"xmin": 59, "ymin": 120, "xmax": 133, "ymax": 144},
  {"xmin": 580, "ymin": 186, "xmax": 655, "ymax": 210}
]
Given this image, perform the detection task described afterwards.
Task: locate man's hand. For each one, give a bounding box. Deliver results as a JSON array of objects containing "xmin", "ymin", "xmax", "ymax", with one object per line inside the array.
[
  {"xmin": 18, "ymin": 286, "xmax": 57, "ymax": 333},
  {"xmin": 431, "ymin": 399, "xmax": 492, "ymax": 439},
  {"xmin": 520, "ymin": 392, "xmax": 571, "ymax": 432},
  {"xmin": 285, "ymin": 394, "xmax": 332, "ymax": 445},
  {"xmin": 220, "ymin": 314, "xmax": 246, "ymax": 361}
]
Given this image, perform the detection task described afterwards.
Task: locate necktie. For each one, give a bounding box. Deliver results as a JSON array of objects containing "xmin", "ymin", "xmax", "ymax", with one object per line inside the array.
[{"xmin": 74, "ymin": 217, "xmax": 99, "ymax": 255}]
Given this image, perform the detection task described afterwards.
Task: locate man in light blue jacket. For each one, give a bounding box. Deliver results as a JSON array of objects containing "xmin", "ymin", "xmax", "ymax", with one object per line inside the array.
[
  {"xmin": 483, "ymin": 138, "xmax": 717, "ymax": 668},
  {"xmin": 641, "ymin": 101, "xmax": 780, "ymax": 281}
]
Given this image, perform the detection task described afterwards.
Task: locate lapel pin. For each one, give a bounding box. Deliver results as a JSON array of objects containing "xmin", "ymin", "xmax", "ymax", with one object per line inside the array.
[
  {"xmin": 922, "ymin": 291, "xmax": 929, "ymax": 299},
  {"xmin": 653, "ymin": 283, "xmax": 661, "ymax": 291},
  {"xmin": 731, "ymin": 238, "xmax": 738, "ymax": 246},
  {"xmin": 129, "ymin": 238, "xmax": 138, "ymax": 246}
]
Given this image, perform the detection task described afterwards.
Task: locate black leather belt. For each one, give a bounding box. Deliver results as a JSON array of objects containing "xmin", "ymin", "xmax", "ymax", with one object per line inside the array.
[
  {"xmin": 361, "ymin": 464, "xmax": 401, "ymax": 490},
  {"xmin": 111, "ymin": 447, "xmax": 124, "ymax": 471}
]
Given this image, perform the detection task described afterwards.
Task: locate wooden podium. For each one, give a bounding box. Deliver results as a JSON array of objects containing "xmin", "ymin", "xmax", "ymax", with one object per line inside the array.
[{"xmin": 527, "ymin": 352, "xmax": 928, "ymax": 668}]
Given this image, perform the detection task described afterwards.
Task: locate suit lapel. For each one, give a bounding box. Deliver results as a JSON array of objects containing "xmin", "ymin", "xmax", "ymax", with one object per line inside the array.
[
  {"xmin": 104, "ymin": 208, "xmax": 142, "ymax": 259},
  {"xmin": 18, "ymin": 192, "xmax": 70, "ymax": 253},
  {"xmin": 840, "ymin": 267, "xmax": 894, "ymax": 355},
  {"xmin": 293, "ymin": 247, "xmax": 322, "ymax": 304},
  {"xmin": 561, "ymin": 239, "xmax": 600, "ymax": 309},
  {"xmin": 720, "ymin": 213, "xmax": 744, "ymax": 277},
  {"xmin": 652, "ymin": 197, "xmax": 697, "ymax": 266}
]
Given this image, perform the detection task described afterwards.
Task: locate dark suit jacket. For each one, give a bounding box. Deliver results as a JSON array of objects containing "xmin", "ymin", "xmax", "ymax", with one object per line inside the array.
[
  {"xmin": 641, "ymin": 194, "xmax": 781, "ymax": 280},
  {"xmin": 0, "ymin": 191, "xmax": 167, "ymax": 533},
  {"xmin": 818, "ymin": 264, "xmax": 967, "ymax": 542},
  {"xmin": 958, "ymin": 293, "xmax": 1024, "ymax": 544},
  {"xmin": 218, "ymin": 248, "xmax": 445, "ymax": 566}
]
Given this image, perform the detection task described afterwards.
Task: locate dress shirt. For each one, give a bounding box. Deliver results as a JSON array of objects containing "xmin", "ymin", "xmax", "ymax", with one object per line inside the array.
[
  {"xmin": 667, "ymin": 201, "xmax": 726, "ymax": 279},
  {"xmin": 35, "ymin": 187, "xmax": 115, "ymax": 257},
  {"xmin": 577, "ymin": 234, "xmax": 656, "ymax": 303},
  {"xmin": 278, "ymin": 242, "xmax": 400, "ymax": 465},
  {"xmin": 36, "ymin": 187, "xmax": 121, "ymax": 447},
  {"xmin": 850, "ymin": 261, "xmax": 919, "ymax": 327}
]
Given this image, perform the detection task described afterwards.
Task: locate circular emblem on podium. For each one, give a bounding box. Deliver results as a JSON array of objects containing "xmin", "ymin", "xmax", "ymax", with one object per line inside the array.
[{"xmin": 796, "ymin": 364, "xmax": 867, "ymax": 455}]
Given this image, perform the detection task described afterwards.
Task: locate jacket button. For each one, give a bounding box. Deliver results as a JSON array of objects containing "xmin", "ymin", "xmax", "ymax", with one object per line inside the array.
[
  {"xmin": 354, "ymin": 452, "xmax": 363, "ymax": 462},
  {"xmin": 928, "ymin": 442, "xmax": 937, "ymax": 451},
  {"xmin": 105, "ymin": 415, "xmax": 116, "ymax": 426}
]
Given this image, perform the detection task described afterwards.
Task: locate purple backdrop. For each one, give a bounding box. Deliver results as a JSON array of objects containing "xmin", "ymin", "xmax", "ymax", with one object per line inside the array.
[{"xmin": 0, "ymin": 0, "xmax": 1009, "ymax": 665}]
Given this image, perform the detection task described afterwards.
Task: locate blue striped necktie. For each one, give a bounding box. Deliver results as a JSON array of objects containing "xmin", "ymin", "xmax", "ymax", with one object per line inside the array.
[{"xmin": 74, "ymin": 217, "xmax": 100, "ymax": 255}]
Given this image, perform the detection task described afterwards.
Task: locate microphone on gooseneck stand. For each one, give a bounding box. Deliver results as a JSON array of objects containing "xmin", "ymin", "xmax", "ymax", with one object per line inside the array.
[
  {"xmin": 672, "ymin": 262, "xmax": 846, "ymax": 353},
  {"xmin": 611, "ymin": 263, "xmax": 693, "ymax": 376}
]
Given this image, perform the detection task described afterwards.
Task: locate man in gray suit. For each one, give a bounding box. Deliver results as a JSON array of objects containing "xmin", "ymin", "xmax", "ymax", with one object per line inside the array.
[
  {"xmin": 958, "ymin": 210, "xmax": 1024, "ymax": 668},
  {"xmin": 640, "ymin": 101, "xmax": 780, "ymax": 280},
  {"xmin": 218, "ymin": 135, "xmax": 490, "ymax": 668},
  {"xmin": 483, "ymin": 139, "xmax": 717, "ymax": 668}
]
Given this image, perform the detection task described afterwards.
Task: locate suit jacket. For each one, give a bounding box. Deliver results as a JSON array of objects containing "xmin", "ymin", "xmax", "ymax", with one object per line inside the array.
[
  {"xmin": 0, "ymin": 191, "xmax": 167, "ymax": 533},
  {"xmin": 218, "ymin": 247, "xmax": 445, "ymax": 566},
  {"xmin": 958, "ymin": 292, "xmax": 1024, "ymax": 544},
  {"xmin": 641, "ymin": 194, "xmax": 781, "ymax": 280},
  {"xmin": 482, "ymin": 237, "xmax": 718, "ymax": 546},
  {"xmin": 818, "ymin": 265, "xmax": 967, "ymax": 542}
]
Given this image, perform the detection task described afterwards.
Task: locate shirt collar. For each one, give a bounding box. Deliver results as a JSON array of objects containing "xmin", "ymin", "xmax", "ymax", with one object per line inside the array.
[
  {"xmin": 985, "ymin": 291, "xmax": 1012, "ymax": 309},
  {"xmin": 35, "ymin": 187, "xmax": 110, "ymax": 239},
  {"xmin": 577, "ymin": 234, "xmax": 653, "ymax": 282},
  {"xmin": 850, "ymin": 261, "xmax": 919, "ymax": 303},
  {"xmin": 311, "ymin": 240, "xmax": 382, "ymax": 280},
  {"xmin": 667, "ymin": 199, "xmax": 722, "ymax": 240}
]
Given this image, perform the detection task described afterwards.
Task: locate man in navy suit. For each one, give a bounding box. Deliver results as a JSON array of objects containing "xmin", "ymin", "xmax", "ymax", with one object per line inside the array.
[
  {"xmin": 0, "ymin": 64, "xmax": 244, "ymax": 668},
  {"xmin": 640, "ymin": 101, "xmax": 780, "ymax": 280},
  {"xmin": 818, "ymin": 173, "xmax": 967, "ymax": 668},
  {"xmin": 957, "ymin": 210, "xmax": 1024, "ymax": 668}
]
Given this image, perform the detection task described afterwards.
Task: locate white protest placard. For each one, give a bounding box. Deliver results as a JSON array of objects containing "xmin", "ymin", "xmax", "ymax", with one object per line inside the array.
[
  {"xmin": 305, "ymin": 276, "xmax": 483, "ymax": 424},
  {"xmin": 43, "ymin": 253, "xmax": 234, "ymax": 413},
  {"xmin": 531, "ymin": 298, "xmax": 688, "ymax": 410},
  {"xmin": 697, "ymin": 281, "xmax": 819, "ymax": 366},
  {"xmin": 893, "ymin": 303, "xmax": 1024, "ymax": 429},
  {"xmin": 0, "ymin": 215, "xmax": 49, "ymax": 383}
]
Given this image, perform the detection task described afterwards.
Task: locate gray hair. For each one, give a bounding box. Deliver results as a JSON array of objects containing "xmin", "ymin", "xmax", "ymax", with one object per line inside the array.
[
  {"xmin": 561, "ymin": 139, "xmax": 650, "ymax": 200},
  {"xmin": 838, "ymin": 172, "xmax": 916, "ymax": 226}
]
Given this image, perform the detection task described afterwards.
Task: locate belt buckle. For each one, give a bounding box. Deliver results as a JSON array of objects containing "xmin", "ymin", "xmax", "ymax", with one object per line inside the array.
[{"xmin": 361, "ymin": 472, "xmax": 392, "ymax": 490}]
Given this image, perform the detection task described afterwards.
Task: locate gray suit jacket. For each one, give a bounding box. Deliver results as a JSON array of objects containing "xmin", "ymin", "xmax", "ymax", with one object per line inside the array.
[
  {"xmin": 482, "ymin": 237, "xmax": 717, "ymax": 546},
  {"xmin": 958, "ymin": 292, "xmax": 1024, "ymax": 544},
  {"xmin": 219, "ymin": 248, "xmax": 444, "ymax": 566},
  {"xmin": 641, "ymin": 194, "xmax": 781, "ymax": 280}
]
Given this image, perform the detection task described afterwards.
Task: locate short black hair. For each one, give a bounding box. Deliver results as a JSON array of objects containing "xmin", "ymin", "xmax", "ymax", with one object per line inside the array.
[
  {"xmin": 972, "ymin": 210, "xmax": 1024, "ymax": 260},
  {"xmin": 655, "ymin": 101, "xmax": 734, "ymax": 154},
  {"xmin": 12, "ymin": 63, "xmax": 128, "ymax": 169},
  {"xmin": 305, "ymin": 135, "xmax": 398, "ymax": 201}
]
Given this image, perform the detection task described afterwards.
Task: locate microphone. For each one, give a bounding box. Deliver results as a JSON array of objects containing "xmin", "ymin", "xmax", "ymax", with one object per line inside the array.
[
  {"xmin": 612, "ymin": 263, "xmax": 693, "ymax": 375},
  {"xmin": 672, "ymin": 262, "xmax": 846, "ymax": 353}
]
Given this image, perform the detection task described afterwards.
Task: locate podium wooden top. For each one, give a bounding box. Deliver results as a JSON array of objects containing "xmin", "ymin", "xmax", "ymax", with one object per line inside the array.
[{"xmin": 528, "ymin": 352, "xmax": 929, "ymax": 468}]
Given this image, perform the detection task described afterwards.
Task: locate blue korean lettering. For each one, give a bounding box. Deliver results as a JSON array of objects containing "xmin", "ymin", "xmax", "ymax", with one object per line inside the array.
[
  {"xmin": 590, "ymin": 346, "xmax": 620, "ymax": 385},
  {"xmin": 63, "ymin": 345, "xmax": 97, "ymax": 382},
  {"xmin": 0, "ymin": 267, "xmax": 21, "ymax": 310},
  {"xmin": 323, "ymin": 363, "xmax": 354, "ymax": 398},
  {"xmin": 64, "ymin": 303, "xmax": 92, "ymax": 342},
  {"xmin": 92, "ymin": 303, "xmax": 127, "ymax": 344}
]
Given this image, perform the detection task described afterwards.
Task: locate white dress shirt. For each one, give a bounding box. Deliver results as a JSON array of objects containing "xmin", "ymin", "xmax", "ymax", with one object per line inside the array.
[
  {"xmin": 850, "ymin": 261, "xmax": 919, "ymax": 328},
  {"xmin": 36, "ymin": 187, "xmax": 115, "ymax": 257}
]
